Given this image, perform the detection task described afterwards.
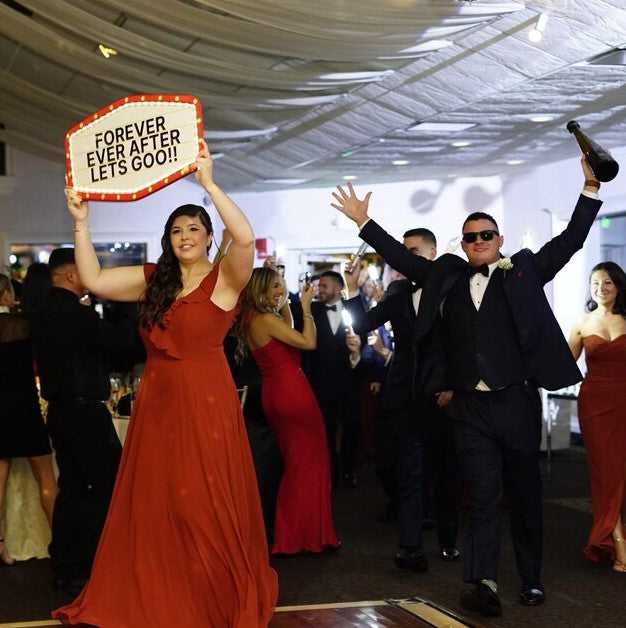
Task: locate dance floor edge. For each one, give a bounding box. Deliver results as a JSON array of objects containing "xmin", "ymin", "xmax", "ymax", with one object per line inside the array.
[{"xmin": 0, "ymin": 598, "xmax": 483, "ymax": 628}]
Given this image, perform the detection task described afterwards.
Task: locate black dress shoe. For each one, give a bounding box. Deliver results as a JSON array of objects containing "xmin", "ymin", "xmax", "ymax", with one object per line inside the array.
[
  {"xmin": 394, "ymin": 548, "xmax": 429, "ymax": 572},
  {"xmin": 460, "ymin": 583, "xmax": 502, "ymax": 617},
  {"xmin": 519, "ymin": 583, "xmax": 546, "ymax": 606},
  {"xmin": 440, "ymin": 547, "xmax": 460, "ymax": 561}
]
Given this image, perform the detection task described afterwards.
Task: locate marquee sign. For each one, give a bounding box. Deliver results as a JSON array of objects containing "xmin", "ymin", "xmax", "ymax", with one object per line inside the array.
[{"xmin": 65, "ymin": 94, "xmax": 204, "ymax": 201}]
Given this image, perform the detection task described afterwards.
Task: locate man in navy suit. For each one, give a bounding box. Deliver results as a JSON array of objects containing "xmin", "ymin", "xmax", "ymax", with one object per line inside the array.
[
  {"xmin": 331, "ymin": 157, "xmax": 603, "ymax": 617},
  {"xmin": 344, "ymin": 229, "xmax": 460, "ymax": 573}
]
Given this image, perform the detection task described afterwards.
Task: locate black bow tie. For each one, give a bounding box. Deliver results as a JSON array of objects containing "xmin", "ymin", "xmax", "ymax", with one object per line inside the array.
[
  {"xmin": 326, "ymin": 304, "xmax": 337, "ymax": 312},
  {"xmin": 467, "ymin": 264, "xmax": 489, "ymax": 278}
]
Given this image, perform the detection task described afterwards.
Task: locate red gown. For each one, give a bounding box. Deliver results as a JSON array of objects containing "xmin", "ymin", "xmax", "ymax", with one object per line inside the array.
[
  {"xmin": 252, "ymin": 339, "xmax": 339, "ymax": 555},
  {"xmin": 53, "ymin": 264, "xmax": 277, "ymax": 627},
  {"xmin": 578, "ymin": 334, "xmax": 626, "ymax": 563}
]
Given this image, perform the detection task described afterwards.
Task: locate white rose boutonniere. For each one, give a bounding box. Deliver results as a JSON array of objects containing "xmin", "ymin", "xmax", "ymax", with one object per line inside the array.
[{"xmin": 498, "ymin": 257, "xmax": 513, "ymax": 276}]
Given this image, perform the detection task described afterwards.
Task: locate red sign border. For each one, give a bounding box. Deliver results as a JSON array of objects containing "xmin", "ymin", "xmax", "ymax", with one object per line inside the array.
[{"xmin": 64, "ymin": 94, "xmax": 204, "ymax": 202}]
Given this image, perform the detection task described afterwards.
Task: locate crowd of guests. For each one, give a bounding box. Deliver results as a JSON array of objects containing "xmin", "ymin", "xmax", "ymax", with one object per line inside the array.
[{"xmin": 0, "ymin": 150, "xmax": 624, "ymax": 626}]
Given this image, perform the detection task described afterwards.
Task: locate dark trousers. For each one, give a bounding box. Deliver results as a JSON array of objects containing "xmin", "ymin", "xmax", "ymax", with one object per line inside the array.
[
  {"xmin": 393, "ymin": 400, "xmax": 425, "ymax": 549},
  {"xmin": 449, "ymin": 382, "xmax": 543, "ymax": 585},
  {"xmin": 316, "ymin": 386, "xmax": 362, "ymax": 486},
  {"xmin": 423, "ymin": 402, "xmax": 460, "ymax": 550},
  {"xmin": 47, "ymin": 401, "xmax": 122, "ymax": 580}
]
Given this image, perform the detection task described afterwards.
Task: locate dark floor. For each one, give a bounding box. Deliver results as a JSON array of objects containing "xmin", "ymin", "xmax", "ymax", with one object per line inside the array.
[{"xmin": 1, "ymin": 447, "xmax": 624, "ymax": 627}]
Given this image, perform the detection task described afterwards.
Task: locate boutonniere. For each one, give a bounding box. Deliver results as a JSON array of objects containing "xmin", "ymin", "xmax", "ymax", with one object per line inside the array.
[{"xmin": 498, "ymin": 257, "xmax": 513, "ymax": 276}]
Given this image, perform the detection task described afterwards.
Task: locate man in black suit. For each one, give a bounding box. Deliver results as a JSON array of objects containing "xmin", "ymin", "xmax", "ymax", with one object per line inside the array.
[
  {"xmin": 30, "ymin": 248, "xmax": 134, "ymax": 595},
  {"xmin": 304, "ymin": 270, "xmax": 364, "ymax": 488},
  {"xmin": 331, "ymin": 157, "xmax": 603, "ymax": 616},
  {"xmin": 344, "ymin": 229, "xmax": 460, "ymax": 573}
]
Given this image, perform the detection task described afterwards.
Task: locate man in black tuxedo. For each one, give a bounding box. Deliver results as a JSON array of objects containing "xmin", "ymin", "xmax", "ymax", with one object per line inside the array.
[
  {"xmin": 303, "ymin": 270, "xmax": 364, "ymax": 488},
  {"xmin": 331, "ymin": 157, "xmax": 603, "ymax": 617},
  {"xmin": 344, "ymin": 229, "xmax": 460, "ymax": 573}
]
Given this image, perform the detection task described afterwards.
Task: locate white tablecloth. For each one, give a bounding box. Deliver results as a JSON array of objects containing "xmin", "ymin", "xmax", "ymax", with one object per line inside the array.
[{"xmin": 2, "ymin": 415, "xmax": 130, "ymax": 560}]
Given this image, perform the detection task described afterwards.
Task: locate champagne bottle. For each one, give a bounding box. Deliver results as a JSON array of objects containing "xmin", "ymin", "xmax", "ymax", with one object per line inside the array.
[{"xmin": 566, "ymin": 120, "xmax": 619, "ymax": 182}]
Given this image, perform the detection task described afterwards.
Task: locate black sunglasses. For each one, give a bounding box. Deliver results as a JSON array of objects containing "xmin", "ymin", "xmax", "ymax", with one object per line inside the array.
[{"xmin": 462, "ymin": 229, "xmax": 499, "ymax": 244}]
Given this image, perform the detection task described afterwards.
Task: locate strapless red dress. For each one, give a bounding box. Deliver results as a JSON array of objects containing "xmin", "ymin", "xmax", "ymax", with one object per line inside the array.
[
  {"xmin": 578, "ymin": 334, "xmax": 626, "ymax": 563},
  {"xmin": 252, "ymin": 338, "xmax": 339, "ymax": 555},
  {"xmin": 53, "ymin": 264, "xmax": 277, "ymax": 627}
]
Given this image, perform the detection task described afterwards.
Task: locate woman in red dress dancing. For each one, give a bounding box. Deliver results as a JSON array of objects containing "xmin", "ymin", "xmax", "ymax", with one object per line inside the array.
[
  {"xmin": 235, "ymin": 267, "xmax": 340, "ymax": 555},
  {"xmin": 53, "ymin": 141, "xmax": 277, "ymax": 627},
  {"xmin": 569, "ymin": 261, "xmax": 626, "ymax": 573}
]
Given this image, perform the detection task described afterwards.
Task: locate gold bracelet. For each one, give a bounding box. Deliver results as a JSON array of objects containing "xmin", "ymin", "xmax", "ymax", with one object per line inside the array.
[{"xmin": 303, "ymin": 313, "xmax": 313, "ymax": 319}]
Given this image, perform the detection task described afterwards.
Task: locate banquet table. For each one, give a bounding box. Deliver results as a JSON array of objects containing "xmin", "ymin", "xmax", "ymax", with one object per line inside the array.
[{"xmin": 2, "ymin": 415, "xmax": 130, "ymax": 560}]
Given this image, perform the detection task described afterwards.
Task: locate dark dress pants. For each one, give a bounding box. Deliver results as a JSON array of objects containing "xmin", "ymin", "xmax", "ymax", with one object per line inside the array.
[
  {"xmin": 47, "ymin": 401, "xmax": 122, "ymax": 581},
  {"xmin": 423, "ymin": 401, "xmax": 460, "ymax": 550},
  {"xmin": 316, "ymin": 385, "xmax": 362, "ymax": 487},
  {"xmin": 393, "ymin": 400, "xmax": 425, "ymax": 549},
  {"xmin": 450, "ymin": 382, "xmax": 543, "ymax": 585}
]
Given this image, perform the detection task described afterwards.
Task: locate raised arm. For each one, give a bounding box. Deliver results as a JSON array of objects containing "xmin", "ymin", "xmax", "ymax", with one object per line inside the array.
[
  {"xmin": 195, "ymin": 141, "xmax": 254, "ymax": 297},
  {"xmin": 248, "ymin": 283, "xmax": 317, "ymax": 351},
  {"xmin": 65, "ymin": 188, "xmax": 147, "ymax": 302},
  {"xmin": 534, "ymin": 156, "xmax": 603, "ymax": 284},
  {"xmin": 332, "ymin": 182, "xmax": 430, "ymax": 286}
]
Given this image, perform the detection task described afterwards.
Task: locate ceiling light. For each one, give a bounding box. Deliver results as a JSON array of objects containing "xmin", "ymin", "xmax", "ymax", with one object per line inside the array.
[
  {"xmin": 451, "ymin": 141, "xmax": 471, "ymax": 147},
  {"xmin": 507, "ymin": 159, "xmax": 524, "ymax": 165},
  {"xmin": 98, "ymin": 44, "xmax": 118, "ymax": 58},
  {"xmin": 261, "ymin": 178, "xmax": 309, "ymax": 185},
  {"xmin": 529, "ymin": 115, "xmax": 553, "ymax": 123},
  {"xmin": 528, "ymin": 13, "xmax": 548, "ymax": 43},
  {"xmin": 408, "ymin": 122, "xmax": 476, "ymax": 133},
  {"xmin": 342, "ymin": 175, "xmax": 357, "ymax": 181},
  {"xmin": 318, "ymin": 70, "xmax": 392, "ymax": 81},
  {"xmin": 204, "ymin": 128, "xmax": 277, "ymax": 140},
  {"xmin": 392, "ymin": 160, "xmax": 409, "ymax": 166}
]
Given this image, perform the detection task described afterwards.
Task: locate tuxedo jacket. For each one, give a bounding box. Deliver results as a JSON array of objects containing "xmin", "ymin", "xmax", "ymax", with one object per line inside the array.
[
  {"xmin": 359, "ymin": 193, "xmax": 602, "ymax": 392},
  {"xmin": 303, "ymin": 300, "xmax": 364, "ymax": 401}
]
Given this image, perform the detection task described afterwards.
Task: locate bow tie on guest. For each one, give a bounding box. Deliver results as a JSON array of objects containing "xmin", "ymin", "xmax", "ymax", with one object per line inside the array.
[
  {"xmin": 326, "ymin": 304, "xmax": 337, "ymax": 311},
  {"xmin": 467, "ymin": 263, "xmax": 489, "ymax": 278}
]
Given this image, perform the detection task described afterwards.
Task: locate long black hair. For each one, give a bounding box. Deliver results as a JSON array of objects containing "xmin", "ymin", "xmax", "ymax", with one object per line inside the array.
[
  {"xmin": 139, "ymin": 204, "xmax": 213, "ymax": 329},
  {"xmin": 585, "ymin": 261, "xmax": 626, "ymax": 317}
]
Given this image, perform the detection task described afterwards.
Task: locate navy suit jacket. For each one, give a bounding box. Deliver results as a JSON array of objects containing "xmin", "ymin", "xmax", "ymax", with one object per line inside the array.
[{"xmin": 359, "ymin": 193, "xmax": 602, "ymax": 392}]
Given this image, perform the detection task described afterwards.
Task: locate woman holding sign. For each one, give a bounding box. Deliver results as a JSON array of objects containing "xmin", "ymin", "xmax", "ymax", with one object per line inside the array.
[{"xmin": 53, "ymin": 140, "xmax": 277, "ymax": 627}]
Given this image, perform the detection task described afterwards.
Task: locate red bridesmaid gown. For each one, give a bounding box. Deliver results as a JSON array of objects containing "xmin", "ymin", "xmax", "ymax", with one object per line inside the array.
[
  {"xmin": 53, "ymin": 263, "xmax": 277, "ymax": 627},
  {"xmin": 252, "ymin": 339, "xmax": 339, "ymax": 555},
  {"xmin": 578, "ymin": 334, "xmax": 626, "ymax": 563}
]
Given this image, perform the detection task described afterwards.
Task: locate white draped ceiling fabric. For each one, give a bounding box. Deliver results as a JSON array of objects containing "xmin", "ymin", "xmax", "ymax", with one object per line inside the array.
[
  {"xmin": 0, "ymin": 1, "xmax": 522, "ymax": 169},
  {"xmin": 0, "ymin": 0, "xmax": 625, "ymax": 190}
]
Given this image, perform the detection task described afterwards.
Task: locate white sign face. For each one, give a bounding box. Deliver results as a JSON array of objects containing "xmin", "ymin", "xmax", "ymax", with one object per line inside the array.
[{"xmin": 65, "ymin": 94, "xmax": 203, "ymax": 201}]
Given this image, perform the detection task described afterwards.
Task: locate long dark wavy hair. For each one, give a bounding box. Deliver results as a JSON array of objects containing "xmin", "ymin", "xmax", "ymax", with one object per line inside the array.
[
  {"xmin": 139, "ymin": 204, "xmax": 213, "ymax": 329},
  {"xmin": 231, "ymin": 267, "xmax": 280, "ymax": 363},
  {"xmin": 585, "ymin": 261, "xmax": 626, "ymax": 317}
]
